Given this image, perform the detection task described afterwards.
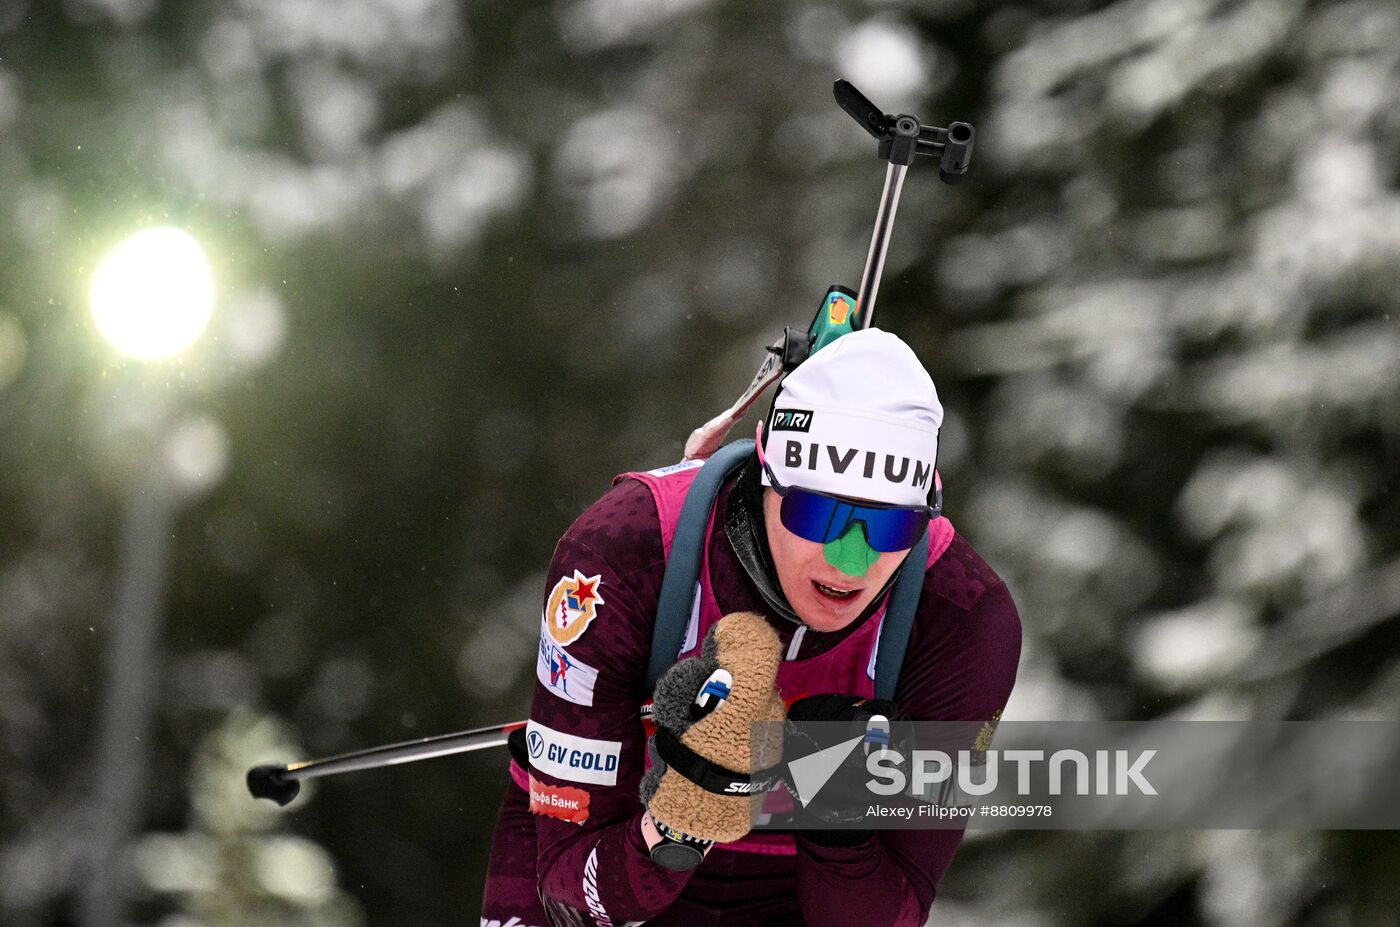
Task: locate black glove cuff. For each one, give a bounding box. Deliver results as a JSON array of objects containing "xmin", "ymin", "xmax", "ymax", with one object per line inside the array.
[
  {"xmin": 652, "ymin": 727, "xmax": 777, "ymax": 797},
  {"xmin": 507, "ymin": 725, "xmax": 528, "ymax": 769}
]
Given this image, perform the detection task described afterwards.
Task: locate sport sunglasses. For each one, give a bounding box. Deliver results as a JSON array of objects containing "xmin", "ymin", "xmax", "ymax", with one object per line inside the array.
[{"xmin": 754, "ymin": 422, "xmax": 940, "ymax": 553}]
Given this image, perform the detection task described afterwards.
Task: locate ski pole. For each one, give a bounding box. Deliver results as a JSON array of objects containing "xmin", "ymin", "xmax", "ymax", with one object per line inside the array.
[
  {"xmin": 248, "ymin": 703, "xmax": 663, "ymax": 806},
  {"xmin": 247, "ymin": 719, "xmax": 527, "ymax": 806}
]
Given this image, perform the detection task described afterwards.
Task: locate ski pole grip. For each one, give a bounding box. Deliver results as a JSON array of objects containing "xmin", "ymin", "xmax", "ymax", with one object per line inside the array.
[{"xmin": 247, "ymin": 764, "xmax": 302, "ymax": 806}]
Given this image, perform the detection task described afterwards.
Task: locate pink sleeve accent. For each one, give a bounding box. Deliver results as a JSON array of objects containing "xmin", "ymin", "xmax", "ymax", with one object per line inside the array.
[
  {"xmin": 926, "ymin": 516, "xmax": 955, "ymax": 567},
  {"xmin": 613, "ymin": 464, "xmax": 703, "ymax": 558}
]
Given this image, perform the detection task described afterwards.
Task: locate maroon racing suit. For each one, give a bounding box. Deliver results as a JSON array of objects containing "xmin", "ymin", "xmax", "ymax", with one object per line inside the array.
[{"xmin": 481, "ymin": 465, "xmax": 1021, "ymax": 927}]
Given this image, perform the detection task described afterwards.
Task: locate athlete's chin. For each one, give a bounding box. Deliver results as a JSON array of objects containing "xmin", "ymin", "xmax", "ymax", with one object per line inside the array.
[
  {"xmin": 793, "ymin": 589, "xmax": 869, "ymax": 633},
  {"xmin": 800, "ymin": 613, "xmax": 855, "ymax": 633}
]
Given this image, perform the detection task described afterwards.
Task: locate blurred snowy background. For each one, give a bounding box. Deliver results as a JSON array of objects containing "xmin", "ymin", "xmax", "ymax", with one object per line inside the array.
[{"xmin": 1, "ymin": 0, "xmax": 1397, "ymax": 924}]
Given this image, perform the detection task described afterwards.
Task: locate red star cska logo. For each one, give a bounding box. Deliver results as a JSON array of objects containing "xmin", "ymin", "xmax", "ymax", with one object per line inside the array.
[{"xmin": 544, "ymin": 569, "xmax": 606, "ymax": 647}]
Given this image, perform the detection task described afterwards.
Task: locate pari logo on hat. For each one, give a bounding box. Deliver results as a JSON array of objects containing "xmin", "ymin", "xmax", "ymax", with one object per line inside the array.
[
  {"xmin": 762, "ymin": 328, "xmax": 941, "ymax": 508},
  {"xmin": 770, "ymin": 409, "xmax": 813, "ymax": 433}
]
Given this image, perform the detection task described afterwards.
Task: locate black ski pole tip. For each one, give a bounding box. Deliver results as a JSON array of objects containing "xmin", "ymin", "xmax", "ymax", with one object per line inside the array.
[{"xmin": 247, "ymin": 764, "xmax": 301, "ymax": 806}]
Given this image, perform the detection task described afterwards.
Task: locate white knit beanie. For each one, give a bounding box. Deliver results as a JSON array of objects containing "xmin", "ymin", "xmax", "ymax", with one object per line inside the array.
[{"xmin": 761, "ymin": 328, "xmax": 942, "ymax": 507}]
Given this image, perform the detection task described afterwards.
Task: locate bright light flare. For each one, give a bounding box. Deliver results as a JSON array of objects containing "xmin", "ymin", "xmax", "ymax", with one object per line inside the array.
[{"xmin": 90, "ymin": 227, "xmax": 214, "ymax": 361}]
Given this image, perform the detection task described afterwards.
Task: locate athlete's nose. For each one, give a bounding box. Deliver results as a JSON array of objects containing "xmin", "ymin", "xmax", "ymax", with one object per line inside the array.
[{"xmin": 823, "ymin": 522, "xmax": 877, "ymax": 577}]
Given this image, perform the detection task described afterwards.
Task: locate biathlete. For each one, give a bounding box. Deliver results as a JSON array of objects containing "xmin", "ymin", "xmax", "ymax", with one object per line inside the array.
[{"xmin": 481, "ymin": 327, "xmax": 1021, "ymax": 927}]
